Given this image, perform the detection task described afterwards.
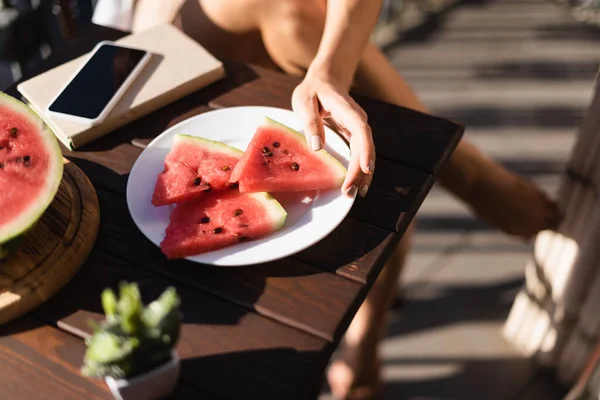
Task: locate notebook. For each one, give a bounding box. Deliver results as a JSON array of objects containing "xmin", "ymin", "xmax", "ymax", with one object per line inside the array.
[{"xmin": 17, "ymin": 23, "xmax": 225, "ymax": 149}]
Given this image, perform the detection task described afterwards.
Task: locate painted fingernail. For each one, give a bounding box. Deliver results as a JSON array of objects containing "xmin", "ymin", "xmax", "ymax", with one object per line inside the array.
[
  {"xmin": 359, "ymin": 184, "xmax": 369, "ymax": 198},
  {"xmin": 310, "ymin": 135, "xmax": 322, "ymax": 151},
  {"xmin": 345, "ymin": 185, "xmax": 357, "ymax": 197},
  {"xmin": 367, "ymin": 160, "xmax": 374, "ymax": 174}
]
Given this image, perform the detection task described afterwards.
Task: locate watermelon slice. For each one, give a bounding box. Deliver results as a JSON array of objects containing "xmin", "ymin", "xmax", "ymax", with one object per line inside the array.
[
  {"xmin": 152, "ymin": 134, "xmax": 244, "ymax": 206},
  {"xmin": 0, "ymin": 92, "xmax": 63, "ymax": 259},
  {"xmin": 230, "ymin": 117, "xmax": 347, "ymax": 193},
  {"xmin": 160, "ymin": 190, "xmax": 287, "ymax": 259}
]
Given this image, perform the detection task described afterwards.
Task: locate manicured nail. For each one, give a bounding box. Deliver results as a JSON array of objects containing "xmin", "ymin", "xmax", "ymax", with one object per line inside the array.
[
  {"xmin": 310, "ymin": 135, "xmax": 322, "ymax": 151},
  {"xmin": 367, "ymin": 160, "xmax": 374, "ymax": 174},
  {"xmin": 345, "ymin": 185, "xmax": 357, "ymax": 197},
  {"xmin": 359, "ymin": 184, "xmax": 369, "ymax": 198}
]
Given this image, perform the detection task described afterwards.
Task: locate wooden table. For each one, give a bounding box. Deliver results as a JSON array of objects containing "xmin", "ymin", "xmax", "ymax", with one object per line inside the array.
[{"xmin": 4, "ymin": 24, "xmax": 463, "ymax": 400}]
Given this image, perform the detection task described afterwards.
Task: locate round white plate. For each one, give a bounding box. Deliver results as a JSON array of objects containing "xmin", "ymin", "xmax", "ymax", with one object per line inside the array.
[{"xmin": 126, "ymin": 106, "xmax": 355, "ymax": 266}]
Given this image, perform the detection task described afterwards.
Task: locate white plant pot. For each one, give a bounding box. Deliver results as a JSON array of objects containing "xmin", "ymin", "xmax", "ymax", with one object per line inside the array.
[{"xmin": 105, "ymin": 351, "xmax": 180, "ymax": 400}]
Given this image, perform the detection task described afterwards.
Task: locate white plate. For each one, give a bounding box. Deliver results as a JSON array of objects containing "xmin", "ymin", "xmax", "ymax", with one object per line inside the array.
[{"xmin": 126, "ymin": 106, "xmax": 355, "ymax": 266}]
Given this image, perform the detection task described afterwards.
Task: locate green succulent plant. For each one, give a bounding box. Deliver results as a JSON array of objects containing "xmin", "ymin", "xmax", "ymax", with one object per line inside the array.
[{"xmin": 81, "ymin": 282, "xmax": 182, "ymax": 380}]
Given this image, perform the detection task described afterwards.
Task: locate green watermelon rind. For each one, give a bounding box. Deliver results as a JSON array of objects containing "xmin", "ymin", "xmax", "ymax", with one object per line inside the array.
[
  {"xmin": 0, "ymin": 92, "xmax": 64, "ymax": 258},
  {"xmin": 263, "ymin": 117, "xmax": 348, "ymax": 185},
  {"xmin": 247, "ymin": 192, "xmax": 288, "ymax": 230},
  {"xmin": 174, "ymin": 133, "xmax": 244, "ymax": 157}
]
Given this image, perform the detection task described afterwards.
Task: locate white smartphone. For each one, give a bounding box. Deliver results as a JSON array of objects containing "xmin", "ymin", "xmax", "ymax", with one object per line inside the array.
[{"xmin": 46, "ymin": 41, "xmax": 151, "ymax": 126}]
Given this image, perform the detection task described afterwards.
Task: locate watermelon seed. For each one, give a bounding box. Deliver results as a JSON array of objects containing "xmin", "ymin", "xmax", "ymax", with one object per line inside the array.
[
  {"xmin": 200, "ymin": 216, "xmax": 210, "ymax": 224},
  {"xmin": 239, "ymin": 236, "xmax": 249, "ymax": 242},
  {"xmin": 23, "ymin": 155, "xmax": 31, "ymax": 166},
  {"xmin": 221, "ymin": 165, "xmax": 230, "ymax": 171},
  {"xmin": 262, "ymin": 146, "xmax": 270, "ymax": 154},
  {"xmin": 291, "ymin": 162, "xmax": 300, "ymax": 171},
  {"xmin": 266, "ymin": 152, "xmax": 274, "ymax": 157},
  {"xmin": 9, "ymin": 127, "xmax": 18, "ymax": 137},
  {"xmin": 203, "ymin": 185, "xmax": 212, "ymax": 193},
  {"xmin": 193, "ymin": 177, "xmax": 201, "ymax": 186},
  {"xmin": 212, "ymin": 227, "xmax": 223, "ymax": 234},
  {"xmin": 273, "ymin": 142, "xmax": 280, "ymax": 148},
  {"xmin": 229, "ymin": 182, "xmax": 239, "ymax": 189},
  {"xmin": 283, "ymin": 149, "xmax": 289, "ymax": 155},
  {"xmin": 0, "ymin": 163, "xmax": 3, "ymax": 169},
  {"xmin": 234, "ymin": 209, "xmax": 243, "ymax": 216}
]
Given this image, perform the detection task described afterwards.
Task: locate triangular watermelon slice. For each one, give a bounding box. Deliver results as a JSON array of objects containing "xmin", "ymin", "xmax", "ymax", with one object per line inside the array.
[
  {"xmin": 230, "ymin": 117, "xmax": 347, "ymax": 193},
  {"xmin": 152, "ymin": 134, "xmax": 244, "ymax": 206},
  {"xmin": 160, "ymin": 190, "xmax": 287, "ymax": 259}
]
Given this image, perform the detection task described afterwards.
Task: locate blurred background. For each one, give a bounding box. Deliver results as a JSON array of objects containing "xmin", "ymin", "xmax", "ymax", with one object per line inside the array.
[{"xmin": 3, "ymin": 0, "xmax": 600, "ymax": 398}]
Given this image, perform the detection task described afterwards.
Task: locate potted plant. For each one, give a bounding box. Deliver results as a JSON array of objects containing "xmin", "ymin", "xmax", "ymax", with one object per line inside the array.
[{"xmin": 81, "ymin": 282, "xmax": 183, "ymax": 400}]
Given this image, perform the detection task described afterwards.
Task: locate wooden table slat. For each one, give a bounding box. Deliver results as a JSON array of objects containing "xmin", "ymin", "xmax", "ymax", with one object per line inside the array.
[
  {"xmin": 349, "ymin": 158, "xmax": 435, "ymax": 233},
  {"xmin": 35, "ymin": 251, "xmax": 330, "ymax": 400},
  {"xmin": 0, "ymin": 317, "xmax": 111, "ymax": 400},
  {"xmin": 130, "ymin": 105, "xmax": 214, "ymax": 149},
  {"xmin": 93, "ymin": 188, "xmax": 364, "ymax": 341},
  {"xmin": 295, "ymin": 218, "xmax": 399, "ymax": 284}
]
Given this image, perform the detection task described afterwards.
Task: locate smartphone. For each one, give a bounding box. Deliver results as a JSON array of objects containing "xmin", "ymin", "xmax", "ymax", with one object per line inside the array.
[{"xmin": 46, "ymin": 41, "xmax": 151, "ymax": 126}]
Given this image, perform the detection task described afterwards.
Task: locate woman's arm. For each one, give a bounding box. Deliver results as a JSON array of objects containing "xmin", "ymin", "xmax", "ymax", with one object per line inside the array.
[
  {"xmin": 307, "ymin": 0, "xmax": 384, "ymax": 89},
  {"xmin": 292, "ymin": 0, "xmax": 382, "ymax": 197}
]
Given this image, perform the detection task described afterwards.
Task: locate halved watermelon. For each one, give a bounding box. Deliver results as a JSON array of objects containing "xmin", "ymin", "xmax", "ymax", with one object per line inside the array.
[
  {"xmin": 152, "ymin": 134, "xmax": 244, "ymax": 206},
  {"xmin": 0, "ymin": 92, "xmax": 63, "ymax": 259},
  {"xmin": 230, "ymin": 117, "xmax": 347, "ymax": 193},
  {"xmin": 160, "ymin": 190, "xmax": 287, "ymax": 259}
]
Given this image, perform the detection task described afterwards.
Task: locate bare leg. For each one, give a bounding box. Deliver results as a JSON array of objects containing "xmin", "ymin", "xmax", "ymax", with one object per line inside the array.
[{"xmin": 327, "ymin": 223, "xmax": 413, "ymax": 400}]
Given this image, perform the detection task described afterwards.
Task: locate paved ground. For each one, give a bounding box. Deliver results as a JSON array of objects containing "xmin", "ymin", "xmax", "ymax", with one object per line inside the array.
[{"xmin": 321, "ymin": 0, "xmax": 600, "ymax": 398}]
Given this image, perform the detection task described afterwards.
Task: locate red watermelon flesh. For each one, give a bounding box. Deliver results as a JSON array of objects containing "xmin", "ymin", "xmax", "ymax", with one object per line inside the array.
[
  {"xmin": 160, "ymin": 190, "xmax": 287, "ymax": 259},
  {"xmin": 152, "ymin": 134, "xmax": 243, "ymax": 206},
  {"xmin": 230, "ymin": 117, "xmax": 347, "ymax": 193},
  {"xmin": 0, "ymin": 93, "xmax": 63, "ymax": 258}
]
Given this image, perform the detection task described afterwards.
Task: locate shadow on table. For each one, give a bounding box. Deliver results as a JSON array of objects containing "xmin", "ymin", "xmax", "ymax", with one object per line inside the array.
[
  {"xmin": 0, "ymin": 315, "xmax": 49, "ymax": 337},
  {"xmin": 25, "ymin": 156, "xmax": 328, "ymax": 343},
  {"xmin": 32, "ymin": 247, "xmax": 260, "ymax": 333},
  {"xmin": 179, "ymin": 347, "xmax": 328, "ymax": 400}
]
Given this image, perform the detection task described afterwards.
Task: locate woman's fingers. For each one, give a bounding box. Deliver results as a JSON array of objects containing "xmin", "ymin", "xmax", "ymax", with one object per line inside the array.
[
  {"xmin": 342, "ymin": 150, "xmax": 362, "ymax": 197},
  {"xmin": 326, "ymin": 93, "xmax": 375, "ymax": 177},
  {"xmin": 292, "ymin": 84, "xmax": 376, "ymax": 198},
  {"xmin": 292, "ymin": 88, "xmax": 326, "ymax": 151}
]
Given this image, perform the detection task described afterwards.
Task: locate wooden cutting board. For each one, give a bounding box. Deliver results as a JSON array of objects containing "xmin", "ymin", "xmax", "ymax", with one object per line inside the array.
[{"xmin": 0, "ymin": 159, "xmax": 100, "ymax": 326}]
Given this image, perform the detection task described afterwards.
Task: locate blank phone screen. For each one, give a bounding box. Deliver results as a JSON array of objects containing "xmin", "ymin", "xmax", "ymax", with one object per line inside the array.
[{"xmin": 48, "ymin": 43, "xmax": 147, "ymax": 119}]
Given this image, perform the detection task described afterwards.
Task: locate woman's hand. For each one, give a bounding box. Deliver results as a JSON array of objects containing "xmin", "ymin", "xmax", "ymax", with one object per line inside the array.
[{"xmin": 291, "ymin": 71, "xmax": 375, "ymax": 198}]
